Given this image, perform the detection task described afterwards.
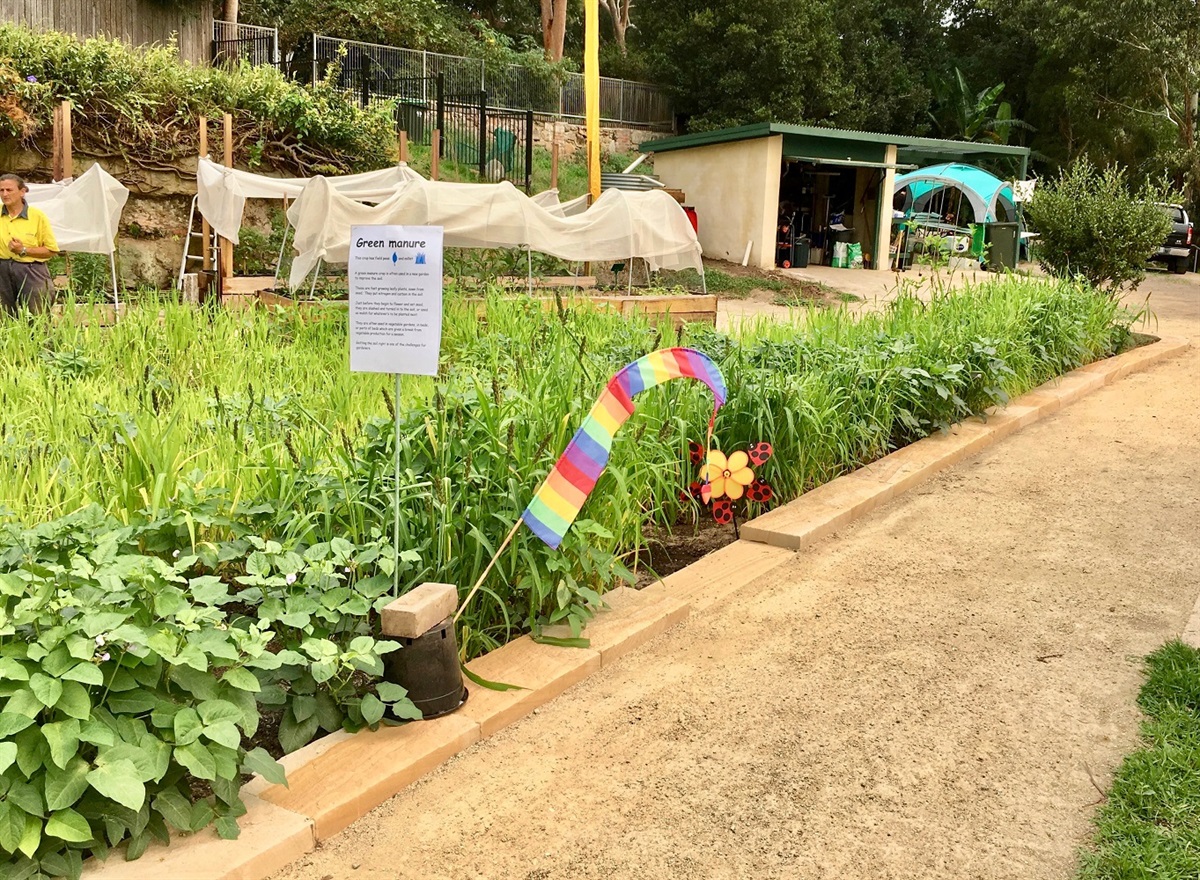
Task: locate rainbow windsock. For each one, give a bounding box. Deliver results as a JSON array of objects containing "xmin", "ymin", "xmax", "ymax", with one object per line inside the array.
[{"xmin": 523, "ymin": 347, "xmax": 727, "ymax": 549}]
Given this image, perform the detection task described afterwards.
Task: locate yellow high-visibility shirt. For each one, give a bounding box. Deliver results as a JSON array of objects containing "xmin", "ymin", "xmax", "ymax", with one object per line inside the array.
[{"xmin": 0, "ymin": 203, "xmax": 58, "ymax": 262}]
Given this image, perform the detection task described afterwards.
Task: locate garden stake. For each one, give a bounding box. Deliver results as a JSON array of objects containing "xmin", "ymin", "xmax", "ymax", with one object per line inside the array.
[
  {"xmin": 454, "ymin": 515, "xmax": 524, "ymax": 623},
  {"xmin": 393, "ymin": 372, "xmax": 402, "ymax": 596}
]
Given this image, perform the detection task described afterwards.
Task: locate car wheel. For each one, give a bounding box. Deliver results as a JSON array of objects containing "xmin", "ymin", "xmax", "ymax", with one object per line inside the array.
[{"xmin": 1170, "ymin": 256, "xmax": 1188, "ymax": 274}]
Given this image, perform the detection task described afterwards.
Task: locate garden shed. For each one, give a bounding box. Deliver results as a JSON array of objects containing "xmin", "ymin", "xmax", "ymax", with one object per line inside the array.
[{"xmin": 640, "ymin": 123, "xmax": 1030, "ymax": 272}]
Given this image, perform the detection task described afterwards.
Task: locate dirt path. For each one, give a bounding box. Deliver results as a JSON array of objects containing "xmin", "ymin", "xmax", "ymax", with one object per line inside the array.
[{"xmin": 277, "ymin": 273, "xmax": 1199, "ymax": 880}]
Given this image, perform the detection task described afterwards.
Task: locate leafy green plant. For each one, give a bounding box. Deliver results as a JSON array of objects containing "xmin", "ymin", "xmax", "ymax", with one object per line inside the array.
[
  {"xmin": 1026, "ymin": 158, "xmax": 1179, "ymax": 292},
  {"xmin": 0, "ymin": 497, "xmax": 419, "ymax": 877},
  {"xmin": 0, "ymin": 24, "xmax": 399, "ymax": 175}
]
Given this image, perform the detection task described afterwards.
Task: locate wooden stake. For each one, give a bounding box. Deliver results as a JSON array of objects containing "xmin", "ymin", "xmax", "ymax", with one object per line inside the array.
[
  {"xmin": 430, "ymin": 129, "xmax": 440, "ymax": 180},
  {"xmin": 61, "ymin": 101, "xmax": 72, "ymax": 180},
  {"xmin": 221, "ymin": 113, "xmax": 234, "ymax": 286},
  {"xmin": 453, "ymin": 516, "xmax": 524, "ymax": 623},
  {"xmin": 52, "ymin": 105, "xmax": 63, "ymax": 181},
  {"xmin": 398, "ymin": 130, "xmax": 409, "ymax": 164},
  {"xmin": 550, "ymin": 141, "xmax": 559, "ymax": 191},
  {"xmin": 199, "ymin": 116, "xmax": 211, "ymax": 273}
]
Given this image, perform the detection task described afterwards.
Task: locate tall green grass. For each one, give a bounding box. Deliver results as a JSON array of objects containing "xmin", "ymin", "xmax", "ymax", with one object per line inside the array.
[{"xmin": 0, "ymin": 276, "xmax": 1131, "ymax": 653}]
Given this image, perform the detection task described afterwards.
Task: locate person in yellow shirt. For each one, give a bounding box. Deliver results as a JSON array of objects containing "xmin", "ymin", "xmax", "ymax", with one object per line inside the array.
[{"xmin": 0, "ymin": 173, "xmax": 59, "ymax": 315}]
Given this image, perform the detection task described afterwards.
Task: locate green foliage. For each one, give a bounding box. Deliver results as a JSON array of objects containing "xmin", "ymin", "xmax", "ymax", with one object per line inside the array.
[
  {"xmin": 636, "ymin": 0, "xmax": 849, "ymax": 130},
  {"xmin": 233, "ymin": 211, "xmax": 291, "ymax": 278},
  {"xmin": 0, "ymin": 504, "xmax": 415, "ymax": 877},
  {"xmin": 927, "ymin": 67, "xmax": 1028, "ymax": 144},
  {"xmin": 0, "ymin": 24, "xmax": 398, "ymax": 175},
  {"xmin": 0, "ymin": 275, "xmax": 1134, "ymax": 871},
  {"xmin": 45, "ymin": 254, "xmax": 112, "ymax": 302},
  {"xmin": 1076, "ymin": 641, "xmax": 1200, "ymax": 879},
  {"xmin": 1025, "ymin": 158, "xmax": 1178, "ymax": 292},
  {"xmin": 243, "ymin": 0, "xmax": 487, "ymax": 58}
]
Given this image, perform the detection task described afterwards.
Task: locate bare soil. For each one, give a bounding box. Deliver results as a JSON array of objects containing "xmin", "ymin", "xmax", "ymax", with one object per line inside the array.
[{"xmin": 275, "ymin": 271, "xmax": 1200, "ymax": 880}]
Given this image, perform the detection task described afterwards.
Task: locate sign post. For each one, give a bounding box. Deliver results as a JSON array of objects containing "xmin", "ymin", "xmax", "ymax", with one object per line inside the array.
[{"xmin": 348, "ymin": 225, "xmax": 444, "ymax": 594}]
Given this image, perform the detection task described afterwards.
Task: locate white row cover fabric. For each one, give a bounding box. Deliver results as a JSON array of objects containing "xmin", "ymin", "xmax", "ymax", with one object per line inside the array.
[
  {"xmin": 529, "ymin": 188, "xmax": 590, "ymax": 217},
  {"xmin": 24, "ymin": 164, "xmax": 129, "ymax": 255},
  {"xmin": 196, "ymin": 157, "xmax": 424, "ymax": 245},
  {"xmin": 287, "ymin": 176, "xmax": 702, "ymax": 287}
]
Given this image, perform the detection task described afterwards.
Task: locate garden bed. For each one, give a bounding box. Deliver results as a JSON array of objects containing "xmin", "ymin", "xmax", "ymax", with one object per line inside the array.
[
  {"xmin": 0, "ymin": 276, "xmax": 1144, "ymax": 877},
  {"xmin": 253, "ymin": 288, "xmax": 720, "ymax": 329}
]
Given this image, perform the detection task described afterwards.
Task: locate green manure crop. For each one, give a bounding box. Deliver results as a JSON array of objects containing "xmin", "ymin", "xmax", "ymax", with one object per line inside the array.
[
  {"xmin": 0, "ymin": 278, "xmax": 1133, "ymax": 649},
  {"xmin": 0, "ymin": 277, "xmax": 1135, "ymax": 875}
]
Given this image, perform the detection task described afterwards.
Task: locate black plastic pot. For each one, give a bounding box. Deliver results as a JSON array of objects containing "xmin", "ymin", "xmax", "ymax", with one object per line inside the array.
[{"xmin": 383, "ymin": 615, "xmax": 467, "ymax": 720}]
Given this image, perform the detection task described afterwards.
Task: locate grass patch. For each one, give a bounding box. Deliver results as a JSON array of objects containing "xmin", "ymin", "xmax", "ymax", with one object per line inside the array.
[
  {"xmin": 654, "ymin": 266, "xmax": 846, "ymax": 302},
  {"xmin": 774, "ymin": 285, "xmax": 857, "ymax": 307},
  {"xmin": 1077, "ymin": 640, "xmax": 1200, "ymax": 879}
]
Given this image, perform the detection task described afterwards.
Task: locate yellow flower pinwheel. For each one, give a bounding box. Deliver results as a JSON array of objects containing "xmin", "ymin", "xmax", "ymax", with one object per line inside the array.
[{"xmin": 699, "ymin": 448, "xmax": 755, "ymax": 500}]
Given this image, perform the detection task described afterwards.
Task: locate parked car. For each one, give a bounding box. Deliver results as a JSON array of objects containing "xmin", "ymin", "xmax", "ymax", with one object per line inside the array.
[{"xmin": 1150, "ymin": 203, "xmax": 1193, "ymax": 274}]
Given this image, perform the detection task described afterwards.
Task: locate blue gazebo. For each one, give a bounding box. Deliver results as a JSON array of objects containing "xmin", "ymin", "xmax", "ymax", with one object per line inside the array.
[{"xmin": 894, "ymin": 163, "xmax": 1017, "ymax": 223}]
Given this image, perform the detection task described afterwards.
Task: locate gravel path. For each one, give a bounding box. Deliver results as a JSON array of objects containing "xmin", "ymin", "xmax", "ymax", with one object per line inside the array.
[{"xmin": 276, "ymin": 272, "xmax": 1199, "ymax": 880}]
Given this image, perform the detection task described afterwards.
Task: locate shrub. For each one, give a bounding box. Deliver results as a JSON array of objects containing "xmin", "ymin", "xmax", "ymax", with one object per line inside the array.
[
  {"xmin": 0, "ymin": 25, "xmax": 398, "ymax": 175},
  {"xmin": 1026, "ymin": 158, "xmax": 1177, "ymax": 293}
]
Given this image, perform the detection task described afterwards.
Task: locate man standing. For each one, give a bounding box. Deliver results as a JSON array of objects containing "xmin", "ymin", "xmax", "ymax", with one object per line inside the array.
[{"xmin": 0, "ymin": 173, "xmax": 59, "ymax": 316}]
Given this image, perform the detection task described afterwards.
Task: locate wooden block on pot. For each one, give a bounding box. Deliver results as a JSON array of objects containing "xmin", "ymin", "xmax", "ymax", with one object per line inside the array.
[{"xmin": 381, "ymin": 582, "xmax": 459, "ymax": 638}]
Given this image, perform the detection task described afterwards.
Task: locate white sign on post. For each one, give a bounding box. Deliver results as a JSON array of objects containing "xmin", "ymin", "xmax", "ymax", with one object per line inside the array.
[{"xmin": 348, "ymin": 225, "xmax": 444, "ymax": 375}]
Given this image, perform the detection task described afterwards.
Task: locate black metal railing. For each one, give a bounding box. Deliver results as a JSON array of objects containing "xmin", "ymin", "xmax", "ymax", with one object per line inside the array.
[{"xmin": 212, "ymin": 21, "xmax": 278, "ymax": 68}]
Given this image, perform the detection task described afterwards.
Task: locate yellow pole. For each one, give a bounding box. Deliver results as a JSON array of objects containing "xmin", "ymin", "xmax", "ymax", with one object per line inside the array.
[{"xmin": 584, "ymin": 0, "xmax": 601, "ymax": 203}]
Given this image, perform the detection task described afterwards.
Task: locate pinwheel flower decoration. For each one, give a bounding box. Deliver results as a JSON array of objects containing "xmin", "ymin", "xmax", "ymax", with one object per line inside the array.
[{"xmin": 684, "ymin": 440, "xmax": 775, "ymax": 531}]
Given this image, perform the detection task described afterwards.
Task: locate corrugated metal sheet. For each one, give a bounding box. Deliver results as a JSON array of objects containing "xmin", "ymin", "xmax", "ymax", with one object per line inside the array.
[{"xmin": 600, "ymin": 173, "xmax": 666, "ymax": 191}]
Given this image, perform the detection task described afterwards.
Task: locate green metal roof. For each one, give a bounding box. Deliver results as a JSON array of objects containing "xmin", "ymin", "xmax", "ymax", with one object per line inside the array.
[{"xmin": 640, "ymin": 122, "xmax": 1030, "ymax": 164}]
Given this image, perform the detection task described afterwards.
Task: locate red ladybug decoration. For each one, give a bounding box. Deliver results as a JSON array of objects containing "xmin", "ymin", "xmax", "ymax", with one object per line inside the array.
[
  {"xmin": 748, "ymin": 442, "xmax": 773, "ymax": 466},
  {"xmin": 746, "ymin": 479, "xmax": 774, "ymax": 503},
  {"xmin": 712, "ymin": 499, "xmax": 734, "ymax": 525}
]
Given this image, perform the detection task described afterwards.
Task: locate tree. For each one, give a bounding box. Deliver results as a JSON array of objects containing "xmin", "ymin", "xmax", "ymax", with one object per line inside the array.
[
  {"xmin": 1027, "ymin": 0, "xmax": 1200, "ymax": 209},
  {"xmin": 1025, "ymin": 158, "xmax": 1176, "ymax": 293},
  {"xmin": 927, "ymin": 67, "xmax": 1028, "ymax": 143},
  {"xmin": 827, "ymin": 0, "xmax": 948, "ymax": 134},
  {"xmin": 637, "ymin": 0, "xmax": 851, "ymax": 130},
  {"xmin": 600, "ymin": 0, "xmax": 633, "ymax": 55},
  {"xmin": 240, "ymin": 0, "xmax": 479, "ymax": 57},
  {"xmin": 540, "ymin": 0, "xmax": 568, "ymax": 61}
]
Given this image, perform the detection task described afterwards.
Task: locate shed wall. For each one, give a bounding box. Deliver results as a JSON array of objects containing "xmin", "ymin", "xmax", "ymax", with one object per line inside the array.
[{"xmin": 652, "ymin": 136, "xmax": 782, "ymax": 271}]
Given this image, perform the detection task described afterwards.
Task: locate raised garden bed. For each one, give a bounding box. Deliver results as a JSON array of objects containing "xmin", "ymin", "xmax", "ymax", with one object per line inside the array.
[
  {"xmin": 252, "ymin": 288, "xmax": 719, "ymax": 329},
  {"xmin": 0, "ymin": 275, "xmax": 1153, "ymax": 878}
]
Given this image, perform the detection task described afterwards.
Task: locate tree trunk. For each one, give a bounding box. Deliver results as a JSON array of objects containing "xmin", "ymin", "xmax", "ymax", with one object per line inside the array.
[
  {"xmin": 222, "ymin": 0, "xmax": 239, "ymax": 23},
  {"xmin": 540, "ymin": 0, "xmax": 568, "ymax": 62},
  {"xmin": 600, "ymin": 0, "xmax": 631, "ymax": 56}
]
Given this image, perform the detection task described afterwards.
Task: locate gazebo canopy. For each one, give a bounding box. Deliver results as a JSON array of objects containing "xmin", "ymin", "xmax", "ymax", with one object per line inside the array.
[{"xmin": 895, "ymin": 163, "xmax": 1016, "ymax": 223}]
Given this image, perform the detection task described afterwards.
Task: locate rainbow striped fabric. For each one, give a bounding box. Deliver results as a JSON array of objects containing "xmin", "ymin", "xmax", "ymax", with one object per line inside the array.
[{"xmin": 523, "ymin": 347, "xmax": 727, "ymax": 549}]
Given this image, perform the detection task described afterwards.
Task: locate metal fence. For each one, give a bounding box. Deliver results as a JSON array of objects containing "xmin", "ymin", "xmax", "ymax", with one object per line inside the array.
[
  {"xmin": 309, "ymin": 34, "xmax": 673, "ymax": 129},
  {"xmin": 394, "ymin": 77, "xmax": 535, "ymax": 193},
  {"xmin": 212, "ymin": 21, "xmax": 279, "ymax": 68}
]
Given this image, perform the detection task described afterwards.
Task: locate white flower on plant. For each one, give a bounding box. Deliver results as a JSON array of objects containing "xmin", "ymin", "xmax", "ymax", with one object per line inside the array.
[
  {"xmin": 285, "ymin": 573, "xmax": 297, "ymax": 585},
  {"xmin": 172, "ymin": 549, "xmax": 180, "ymax": 558},
  {"xmin": 95, "ymin": 635, "xmax": 105, "ymax": 646},
  {"xmin": 100, "ymin": 652, "xmax": 110, "ymax": 662}
]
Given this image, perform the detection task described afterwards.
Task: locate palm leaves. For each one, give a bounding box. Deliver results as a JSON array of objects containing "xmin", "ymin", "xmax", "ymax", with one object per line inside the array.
[{"xmin": 928, "ymin": 67, "xmax": 1031, "ymax": 144}]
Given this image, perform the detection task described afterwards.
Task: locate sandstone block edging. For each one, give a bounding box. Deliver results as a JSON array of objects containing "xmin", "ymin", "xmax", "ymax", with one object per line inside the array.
[{"xmin": 737, "ymin": 334, "xmax": 1191, "ymax": 549}]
